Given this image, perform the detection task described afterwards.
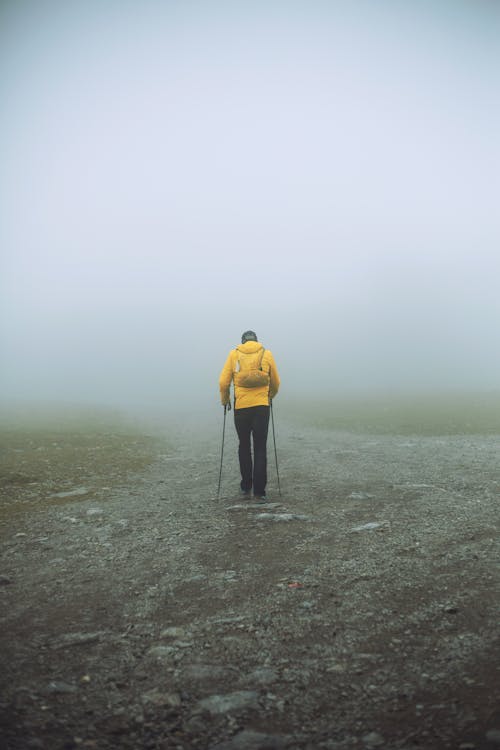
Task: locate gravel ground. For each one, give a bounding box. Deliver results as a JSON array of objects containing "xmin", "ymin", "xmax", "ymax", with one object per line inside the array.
[{"xmin": 0, "ymin": 407, "xmax": 499, "ymax": 750}]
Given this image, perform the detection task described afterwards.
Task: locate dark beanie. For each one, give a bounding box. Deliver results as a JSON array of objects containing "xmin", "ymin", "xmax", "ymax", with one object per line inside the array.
[{"xmin": 241, "ymin": 330, "xmax": 258, "ymax": 343}]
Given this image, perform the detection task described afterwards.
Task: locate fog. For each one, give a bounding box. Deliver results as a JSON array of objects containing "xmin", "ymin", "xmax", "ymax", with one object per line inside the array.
[{"xmin": 1, "ymin": 1, "xmax": 499, "ymax": 414}]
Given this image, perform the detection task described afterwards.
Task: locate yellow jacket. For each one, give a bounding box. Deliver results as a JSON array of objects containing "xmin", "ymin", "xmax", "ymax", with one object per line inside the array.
[{"xmin": 219, "ymin": 340, "xmax": 280, "ymax": 409}]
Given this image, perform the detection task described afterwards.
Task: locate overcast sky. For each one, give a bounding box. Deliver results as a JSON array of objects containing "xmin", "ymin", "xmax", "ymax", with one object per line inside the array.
[{"xmin": 1, "ymin": 0, "xmax": 499, "ymax": 410}]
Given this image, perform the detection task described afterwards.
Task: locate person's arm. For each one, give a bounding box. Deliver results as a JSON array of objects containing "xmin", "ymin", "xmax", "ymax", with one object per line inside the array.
[
  {"xmin": 219, "ymin": 351, "xmax": 234, "ymax": 406},
  {"xmin": 267, "ymin": 351, "xmax": 280, "ymax": 400}
]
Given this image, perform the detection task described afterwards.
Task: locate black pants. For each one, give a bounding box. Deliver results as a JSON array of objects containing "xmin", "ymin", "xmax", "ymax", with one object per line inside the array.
[{"xmin": 234, "ymin": 405, "xmax": 270, "ymax": 496}]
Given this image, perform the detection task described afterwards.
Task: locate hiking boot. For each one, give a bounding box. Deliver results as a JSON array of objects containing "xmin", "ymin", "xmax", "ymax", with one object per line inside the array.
[
  {"xmin": 254, "ymin": 494, "xmax": 267, "ymax": 503},
  {"xmin": 240, "ymin": 487, "xmax": 251, "ymax": 497}
]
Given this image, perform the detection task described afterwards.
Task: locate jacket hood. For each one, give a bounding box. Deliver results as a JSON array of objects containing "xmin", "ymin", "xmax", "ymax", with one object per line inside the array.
[{"xmin": 236, "ymin": 341, "xmax": 263, "ymax": 354}]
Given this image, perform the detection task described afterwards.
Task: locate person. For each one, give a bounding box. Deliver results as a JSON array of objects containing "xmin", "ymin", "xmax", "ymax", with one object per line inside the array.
[{"xmin": 219, "ymin": 330, "xmax": 280, "ymax": 501}]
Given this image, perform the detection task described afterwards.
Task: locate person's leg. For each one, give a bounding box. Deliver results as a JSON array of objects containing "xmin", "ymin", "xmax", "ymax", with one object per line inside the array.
[
  {"xmin": 252, "ymin": 406, "xmax": 270, "ymax": 496},
  {"xmin": 234, "ymin": 408, "xmax": 253, "ymax": 492}
]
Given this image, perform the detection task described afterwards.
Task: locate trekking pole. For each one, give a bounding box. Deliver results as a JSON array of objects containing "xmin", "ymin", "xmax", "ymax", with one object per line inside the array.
[
  {"xmin": 270, "ymin": 400, "xmax": 282, "ymax": 497},
  {"xmin": 217, "ymin": 404, "xmax": 228, "ymax": 498}
]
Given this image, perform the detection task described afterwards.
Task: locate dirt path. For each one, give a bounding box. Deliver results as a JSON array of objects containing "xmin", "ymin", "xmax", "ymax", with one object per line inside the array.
[{"xmin": 1, "ymin": 413, "xmax": 499, "ymax": 749}]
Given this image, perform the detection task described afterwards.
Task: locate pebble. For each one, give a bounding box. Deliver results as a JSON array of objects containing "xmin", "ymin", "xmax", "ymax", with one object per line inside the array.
[
  {"xmin": 351, "ymin": 522, "xmax": 388, "ymax": 532},
  {"xmin": 45, "ymin": 681, "xmax": 78, "ymax": 694},
  {"xmin": 0, "ymin": 575, "xmax": 13, "ymax": 585},
  {"xmin": 182, "ymin": 664, "xmax": 238, "ymax": 681},
  {"xmin": 255, "ymin": 513, "xmax": 311, "ymax": 522},
  {"xmin": 226, "ymin": 502, "xmax": 283, "ymax": 510},
  {"xmin": 146, "ymin": 645, "xmax": 177, "ymax": 661},
  {"xmin": 241, "ymin": 667, "xmax": 278, "ymax": 685},
  {"xmin": 486, "ymin": 730, "xmax": 500, "ymax": 745},
  {"xmin": 141, "ymin": 690, "xmax": 182, "ymax": 707},
  {"xmin": 195, "ymin": 690, "xmax": 259, "ymax": 715},
  {"xmin": 362, "ymin": 732, "xmax": 384, "ymax": 747},
  {"xmin": 211, "ymin": 729, "xmax": 289, "ymax": 749},
  {"xmin": 51, "ymin": 487, "xmax": 89, "ymax": 498},
  {"xmin": 50, "ymin": 632, "xmax": 105, "ymax": 649}
]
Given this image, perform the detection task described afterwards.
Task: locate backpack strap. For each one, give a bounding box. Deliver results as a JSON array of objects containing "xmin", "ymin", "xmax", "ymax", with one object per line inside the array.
[{"xmin": 257, "ymin": 347, "xmax": 266, "ymax": 370}]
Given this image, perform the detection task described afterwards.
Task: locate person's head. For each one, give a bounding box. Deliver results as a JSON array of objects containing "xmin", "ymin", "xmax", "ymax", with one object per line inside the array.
[{"xmin": 241, "ymin": 330, "xmax": 258, "ymax": 344}]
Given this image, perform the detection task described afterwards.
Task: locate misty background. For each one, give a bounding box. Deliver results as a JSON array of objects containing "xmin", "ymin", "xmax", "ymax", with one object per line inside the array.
[{"xmin": 1, "ymin": 0, "xmax": 499, "ymax": 416}]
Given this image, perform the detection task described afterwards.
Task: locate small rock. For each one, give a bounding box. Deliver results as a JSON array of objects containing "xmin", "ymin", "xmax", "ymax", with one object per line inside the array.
[
  {"xmin": 51, "ymin": 487, "xmax": 89, "ymax": 498},
  {"xmin": 141, "ymin": 690, "xmax": 182, "ymax": 707},
  {"xmin": 486, "ymin": 730, "xmax": 500, "ymax": 745},
  {"xmin": 255, "ymin": 513, "xmax": 310, "ymax": 522},
  {"xmin": 97, "ymin": 713, "xmax": 132, "ymax": 735},
  {"xmin": 45, "ymin": 681, "xmax": 78, "ymax": 694},
  {"xmin": 26, "ymin": 739, "xmax": 45, "ymax": 749},
  {"xmin": 146, "ymin": 645, "xmax": 177, "ymax": 661},
  {"xmin": 211, "ymin": 729, "xmax": 289, "ymax": 749},
  {"xmin": 226, "ymin": 502, "xmax": 283, "ymax": 511},
  {"xmin": 195, "ymin": 690, "xmax": 259, "ymax": 715},
  {"xmin": 242, "ymin": 667, "xmax": 278, "ymax": 686},
  {"xmin": 50, "ymin": 632, "xmax": 105, "ymax": 649},
  {"xmin": 86, "ymin": 508, "xmax": 103, "ymax": 516},
  {"xmin": 362, "ymin": 732, "xmax": 384, "ymax": 748},
  {"xmin": 351, "ymin": 522, "xmax": 388, "ymax": 532},
  {"xmin": 0, "ymin": 575, "xmax": 13, "ymax": 585},
  {"xmin": 182, "ymin": 664, "xmax": 238, "ymax": 681}
]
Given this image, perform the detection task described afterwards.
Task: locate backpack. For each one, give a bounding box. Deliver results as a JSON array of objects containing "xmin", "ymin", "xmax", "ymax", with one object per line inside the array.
[{"xmin": 233, "ymin": 346, "xmax": 270, "ymax": 388}]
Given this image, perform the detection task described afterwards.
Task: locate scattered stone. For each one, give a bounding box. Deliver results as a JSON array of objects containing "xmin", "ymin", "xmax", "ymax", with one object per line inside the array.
[
  {"xmin": 146, "ymin": 645, "xmax": 177, "ymax": 661},
  {"xmin": 45, "ymin": 681, "xmax": 78, "ymax": 694},
  {"xmin": 351, "ymin": 522, "xmax": 389, "ymax": 532},
  {"xmin": 195, "ymin": 690, "xmax": 259, "ymax": 715},
  {"xmin": 486, "ymin": 730, "xmax": 500, "ymax": 745},
  {"xmin": 349, "ymin": 492, "xmax": 373, "ymax": 500},
  {"xmin": 242, "ymin": 667, "xmax": 278, "ymax": 686},
  {"xmin": 182, "ymin": 664, "xmax": 238, "ymax": 682},
  {"xmin": 97, "ymin": 712, "xmax": 133, "ymax": 735},
  {"xmin": 86, "ymin": 508, "xmax": 104, "ymax": 517},
  {"xmin": 211, "ymin": 729, "xmax": 289, "ymax": 749},
  {"xmin": 226, "ymin": 502, "xmax": 283, "ymax": 511},
  {"xmin": 51, "ymin": 487, "xmax": 89, "ymax": 498},
  {"xmin": 255, "ymin": 513, "xmax": 311, "ymax": 522},
  {"xmin": 211, "ymin": 616, "xmax": 246, "ymax": 625},
  {"xmin": 26, "ymin": 739, "xmax": 45, "ymax": 749},
  {"xmin": 362, "ymin": 732, "xmax": 384, "ymax": 747},
  {"xmin": 141, "ymin": 690, "xmax": 182, "ymax": 707},
  {"xmin": 50, "ymin": 632, "xmax": 105, "ymax": 649},
  {"xmin": 0, "ymin": 575, "xmax": 13, "ymax": 585}
]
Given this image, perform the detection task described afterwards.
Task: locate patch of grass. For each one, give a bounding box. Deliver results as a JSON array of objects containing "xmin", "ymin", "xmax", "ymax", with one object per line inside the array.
[
  {"xmin": 280, "ymin": 391, "xmax": 500, "ymax": 436},
  {"xmin": 0, "ymin": 405, "xmax": 166, "ymax": 521}
]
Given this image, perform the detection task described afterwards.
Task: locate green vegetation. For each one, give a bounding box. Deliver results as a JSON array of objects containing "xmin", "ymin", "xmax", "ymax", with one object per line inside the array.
[
  {"xmin": 281, "ymin": 391, "xmax": 500, "ymax": 436},
  {"xmin": 0, "ymin": 405, "xmax": 165, "ymax": 520}
]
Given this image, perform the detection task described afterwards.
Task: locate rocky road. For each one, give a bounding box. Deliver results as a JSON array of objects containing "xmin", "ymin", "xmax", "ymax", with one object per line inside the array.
[{"xmin": 1, "ymin": 411, "xmax": 499, "ymax": 749}]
